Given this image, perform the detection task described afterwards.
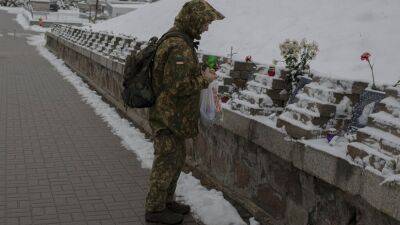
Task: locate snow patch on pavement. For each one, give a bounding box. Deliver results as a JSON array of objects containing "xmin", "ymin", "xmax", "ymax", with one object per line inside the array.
[
  {"xmin": 26, "ymin": 34, "xmax": 251, "ymax": 225},
  {"xmin": 177, "ymin": 173, "xmax": 246, "ymax": 225},
  {"xmin": 249, "ymin": 217, "xmax": 260, "ymax": 225},
  {"xmin": 15, "ymin": 13, "xmax": 30, "ymax": 30}
]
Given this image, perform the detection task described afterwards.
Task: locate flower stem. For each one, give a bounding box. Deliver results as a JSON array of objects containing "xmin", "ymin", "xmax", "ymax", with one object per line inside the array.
[{"xmin": 368, "ymin": 60, "xmax": 376, "ymax": 90}]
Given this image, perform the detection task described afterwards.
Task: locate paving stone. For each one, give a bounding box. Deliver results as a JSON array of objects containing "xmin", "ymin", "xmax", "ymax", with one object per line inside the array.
[{"xmin": 0, "ymin": 11, "xmax": 202, "ymax": 225}]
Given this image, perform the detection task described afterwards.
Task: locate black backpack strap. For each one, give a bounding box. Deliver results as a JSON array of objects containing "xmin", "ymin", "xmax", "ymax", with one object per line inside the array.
[
  {"xmin": 156, "ymin": 31, "xmax": 195, "ymax": 50},
  {"xmin": 150, "ymin": 31, "xmax": 195, "ymax": 95}
]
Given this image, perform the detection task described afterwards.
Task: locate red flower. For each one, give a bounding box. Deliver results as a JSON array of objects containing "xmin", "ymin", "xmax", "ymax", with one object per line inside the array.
[
  {"xmin": 360, "ymin": 52, "xmax": 371, "ymax": 61},
  {"xmin": 360, "ymin": 51, "xmax": 377, "ymax": 90},
  {"xmin": 267, "ymin": 66, "xmax": 276, "ymax": 77},
  {"xmin": 245, "ymin": 56, "xmax": 252, "ymax": 62}
]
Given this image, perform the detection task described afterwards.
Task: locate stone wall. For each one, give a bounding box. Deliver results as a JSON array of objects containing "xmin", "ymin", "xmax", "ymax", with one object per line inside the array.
[
  {"xmin": 46, "ymin": 32, "xmax": 152, "ymax": 134},
  {"xmin": 187, "ymin": 111, "xmax": 400, "ymax": 225},
  {"xmin": 46, "ymin": 31, "xmax": 400, "ymax": 225}
]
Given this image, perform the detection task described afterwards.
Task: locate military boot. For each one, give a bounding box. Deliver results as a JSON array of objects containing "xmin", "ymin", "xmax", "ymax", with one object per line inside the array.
[
  {"xmin": 166, "ymin": 201, "xmax": 191, "ymax": 215},
  {"xmin": 145, "ymin": 208, "xmax": 184, "ymax": 224}
]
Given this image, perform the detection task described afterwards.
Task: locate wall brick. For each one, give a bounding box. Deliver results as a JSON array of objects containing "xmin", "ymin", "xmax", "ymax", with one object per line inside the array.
[{"xmin": 256, "ymin": 184, "xmax": 286, "ymax": 220}]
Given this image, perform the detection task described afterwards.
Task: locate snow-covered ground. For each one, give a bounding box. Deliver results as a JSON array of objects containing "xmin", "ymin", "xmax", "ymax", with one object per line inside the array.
[
  {"xmin": 4, "ymin": 8, "xmax": 255, "ymax": 225},
  {"xmin": 91, "ymin": 0, "xmax": 400, "ymax": 85}
]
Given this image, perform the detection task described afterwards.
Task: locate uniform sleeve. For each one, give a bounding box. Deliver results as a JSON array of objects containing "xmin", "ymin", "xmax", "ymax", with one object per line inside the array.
[{"xmin": 163, "ymin": 45, "xmax": 210, "ymax": 97}]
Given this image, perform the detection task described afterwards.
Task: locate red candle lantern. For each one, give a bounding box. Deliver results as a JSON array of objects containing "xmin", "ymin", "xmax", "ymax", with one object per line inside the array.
[
  {"xmin": 221, "ymin": 96, "xmax": 230, "ymax": 103},
  {"xmin": 267, "ymin": 66, "xmax": 276, "ymax": 77}
]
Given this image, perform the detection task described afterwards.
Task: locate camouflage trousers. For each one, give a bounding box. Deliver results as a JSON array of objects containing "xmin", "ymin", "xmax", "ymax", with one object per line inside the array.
[{"xmin": 145, "ymin": 129, "xmax": 186, "ymax": 212}]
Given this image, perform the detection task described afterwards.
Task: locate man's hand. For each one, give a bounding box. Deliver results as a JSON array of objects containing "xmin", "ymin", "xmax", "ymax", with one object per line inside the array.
[{"xmin": 202, "ymin": 67, "xmax": 217, "ymax": 82}]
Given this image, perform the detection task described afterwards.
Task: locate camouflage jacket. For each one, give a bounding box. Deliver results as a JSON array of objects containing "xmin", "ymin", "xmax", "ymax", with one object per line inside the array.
[
  {"xmin": 149, "ymin": 0, "xmax": 224, "ymax": 138},
  {"xmin": 149, "ymin": 30, "xmax": 209, "ymax": 138}
]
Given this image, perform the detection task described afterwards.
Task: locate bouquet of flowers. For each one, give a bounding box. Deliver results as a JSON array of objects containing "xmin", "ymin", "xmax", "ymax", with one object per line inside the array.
[{"xmin": 279, "ymin": 39, "xmax": 319, "ymax": 95}]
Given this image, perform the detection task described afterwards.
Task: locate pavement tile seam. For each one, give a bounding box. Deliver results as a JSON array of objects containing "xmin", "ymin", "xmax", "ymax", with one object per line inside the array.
[{"xmin": 0, "ymin": 11, "xmax": 201, "ymax": 225}]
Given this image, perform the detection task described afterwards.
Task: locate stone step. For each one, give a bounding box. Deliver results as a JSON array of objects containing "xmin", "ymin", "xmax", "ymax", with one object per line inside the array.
[
  {"xmin": 272, "ymin": 78, "xmax": 287, "ymax": 90},
  {"xmin": 233, "ymin": 79, "xmax": 248, "ymax": 89},
  {"xmin": 351, "ymin": 81, "xmax": 369, "ymax": 94},
  {"xmin": 272, "ymin": 99, "xmax": 286, "ymax": 107},
  {"xmin": 223, "ymin": 77, "xmax": 233, "ymax": 86},
  {"xmin": 311, "ymin": 76, "xmax": 366, "ymax": 93},
  {"xmin": 233, "ymin": 61, "xmax": 257, "ymax": 71},
  {"xmin": 385, "ymin": 87, "xmax": 400, "ymax": 98},
  {"xmin": 247, "ymin": 81, "xmax": 268, "ymax": 95},
  {"xmin": 231, "ymin": 99, "xmax": 265, "ymax": 116},
  {"xmin": 368, "ymin": 111, "xmax": 400, "ymax": 138},
  {"xmin": 347, "ymin": 142, "xmax": 395, "ymax": 172},
  {"xmin": 230, "ymin": 70, "xmax": 252, "ymax": 80},
  {"xmin": 295, "ymin": 93, "xmax": 336, "ymax": 118},
  {"xmin": 276, "ymin": 113, "xmax": 321, "ymax": 139},
  {"xmin": 252, "ymin": 73, "xmax": 273, "ymax": 87},
  {"xmin": 284, "ymin": 104, "xmax": 331, "ymax": 126},
  {"xmin": 266, "ymin": 89, "xmax": 289, "ymax": 101},
  {"xmin": 251, "ymin": 74, "xmax": 287, "ymax": 90},
  {"xmin": 334, "ymin": 116, "xmax": 352, "ymax": 131},
  {"xmin": 303, "ymin": 83, "xmax": 359, "ymax": 104},
  {"xmin": 247, "ymin": 80, "xmax": 288, "ymax": 102},
  {"xmin": 357, "ymin": 126, "xmax": 400, "ymax": 156},
  {"xmin": 375, "ymin": 97, "xmax": 400, "ymax": 118},
  {"xmin": 218, "ymin": 85, "xmax": 231, "ymax": 94},
  {"xmin": 238, "ymin": 90, "xmax": 273, "ymax": 107}
]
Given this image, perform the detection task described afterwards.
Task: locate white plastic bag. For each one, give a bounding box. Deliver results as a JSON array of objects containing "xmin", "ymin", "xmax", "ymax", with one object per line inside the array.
[{"xmin": 200, "ymin": 80, "xmax": 221, "ymax": 124}]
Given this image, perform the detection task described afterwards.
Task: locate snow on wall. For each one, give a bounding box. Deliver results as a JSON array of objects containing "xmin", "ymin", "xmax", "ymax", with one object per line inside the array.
[{"xmin": 90, "ymin": 0, "xmax": 400, "ymax": 85}]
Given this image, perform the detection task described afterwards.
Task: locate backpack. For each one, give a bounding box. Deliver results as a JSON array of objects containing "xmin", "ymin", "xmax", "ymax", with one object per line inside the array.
[{"xmin": 121, "ymin": 31, "xmax": 194, "ymax": 109}]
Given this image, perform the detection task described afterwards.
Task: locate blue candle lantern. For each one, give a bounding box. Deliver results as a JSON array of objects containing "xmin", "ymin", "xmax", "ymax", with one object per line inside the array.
[{"xmin": 326, "ymin": 128, "xmax": 337, "ymax": 143}]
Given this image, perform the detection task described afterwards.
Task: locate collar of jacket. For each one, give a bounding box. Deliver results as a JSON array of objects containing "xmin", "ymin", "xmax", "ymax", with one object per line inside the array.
[{"xmin": 167, "ymin": 27, "xmax": 199, "ymax": 50}]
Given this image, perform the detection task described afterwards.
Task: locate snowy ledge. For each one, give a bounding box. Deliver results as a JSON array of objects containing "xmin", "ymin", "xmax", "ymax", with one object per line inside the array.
[{"xmin": 45, "ymin": 31, "xmax": 400, "ymax": 224}]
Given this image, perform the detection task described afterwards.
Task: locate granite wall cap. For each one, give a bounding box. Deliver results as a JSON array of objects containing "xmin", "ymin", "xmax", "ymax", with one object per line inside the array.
[
  {"xmin": 302, "ymin": 145, "xmax": 338, "ymax": 184},
  {"xmin": 248, "ymin": 118, "xmax": 294, "ymax": 162},
  {"xmin": 360, "ymin": 170, "xmax": 400, "ymax": 221},
  {"xmin": 219, "ymin": 108, "xmax": 251, "ymax": 139}
]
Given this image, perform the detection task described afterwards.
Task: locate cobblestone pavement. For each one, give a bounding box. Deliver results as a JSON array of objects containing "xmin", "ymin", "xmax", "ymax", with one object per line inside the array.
[{"xmin": 0, "ymin": 11, "xmax": 199, "ymax": 225}]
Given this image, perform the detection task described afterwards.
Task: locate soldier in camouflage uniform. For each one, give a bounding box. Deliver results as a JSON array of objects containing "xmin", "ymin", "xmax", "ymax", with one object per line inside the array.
[{"xmin": 145, "ymin": 0, "xmax": 224, "ymax": 224}]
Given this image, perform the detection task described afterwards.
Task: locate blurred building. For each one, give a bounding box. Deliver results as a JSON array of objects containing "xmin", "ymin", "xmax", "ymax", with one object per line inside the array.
[
  {"xmin": 105, "ymin": 0, "xmax": 147, "ymax": 18},
  {"xmin": 28, "ymin": 0, "xmax": 51, "ymax": 11}
]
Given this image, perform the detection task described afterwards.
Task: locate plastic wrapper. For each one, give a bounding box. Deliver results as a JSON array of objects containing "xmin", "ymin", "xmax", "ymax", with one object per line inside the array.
[{"xmin": 200, "ymin": 80, "xmax": 221, "ymax": 125}]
